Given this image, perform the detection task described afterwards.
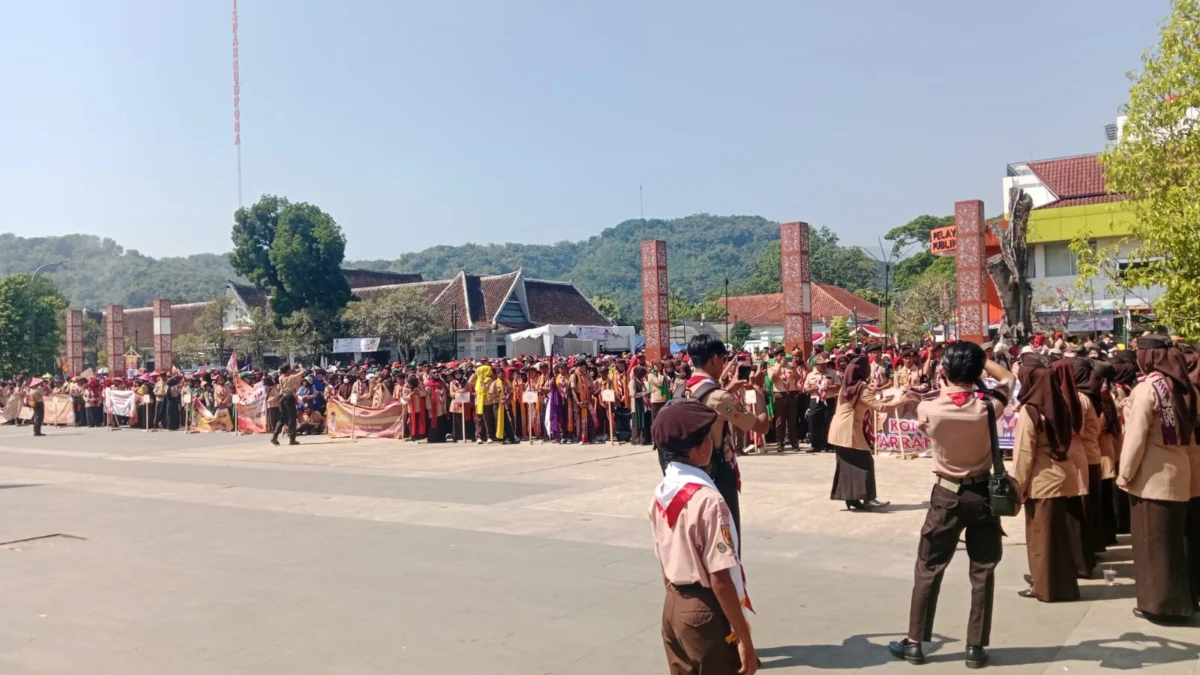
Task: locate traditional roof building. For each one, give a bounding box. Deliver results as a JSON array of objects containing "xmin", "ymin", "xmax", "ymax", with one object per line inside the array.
[{"xmin": 719, "ymin": 283, "xmax": 882, "ymax": 345}]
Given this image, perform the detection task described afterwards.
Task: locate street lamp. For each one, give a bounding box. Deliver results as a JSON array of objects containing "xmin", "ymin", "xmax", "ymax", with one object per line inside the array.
[
  {"xmin": 28, "ymin": 261, "xmax": 67, "ymax": 374},
  {"xmin": 861, "ymin": 239, "xmax": 912, "ymax": 347}
]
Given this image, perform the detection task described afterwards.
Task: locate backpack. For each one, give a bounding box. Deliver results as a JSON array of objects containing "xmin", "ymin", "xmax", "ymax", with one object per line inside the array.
[{"xmin": 655, "ymin": 381, "xmax": 733, "ymax": 474}]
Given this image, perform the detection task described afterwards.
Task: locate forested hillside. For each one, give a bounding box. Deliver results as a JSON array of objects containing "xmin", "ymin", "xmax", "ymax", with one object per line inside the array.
[{"xmin": 2, "ymin": 214, "xmax": 881, "ymax": 318}]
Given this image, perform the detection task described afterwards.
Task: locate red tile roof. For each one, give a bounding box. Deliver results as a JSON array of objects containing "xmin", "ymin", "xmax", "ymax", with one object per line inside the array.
[
  {"xmin": 1026, "ymin": 154, "xmax": 1126, "ymax": 209},
  {"xmin": 525, "ymin": 279, "xmax": 611, "ymax": 326},
  {"xmin": 720, "ymin": 284, "xmax": 881, "ymax": 328}
]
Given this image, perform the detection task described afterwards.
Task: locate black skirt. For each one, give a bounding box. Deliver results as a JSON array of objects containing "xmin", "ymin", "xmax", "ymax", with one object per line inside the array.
[
  {"xmin": 830, "ymin": 446, "xmax": 876, "ymax": 502},
  {"xmin": 1064, "ymin": 495, "xmax": 1095, "ymax": 578},
  {"xmin": 1130, "ymin": 495, "xmax": 1193, "ymax": 618}
]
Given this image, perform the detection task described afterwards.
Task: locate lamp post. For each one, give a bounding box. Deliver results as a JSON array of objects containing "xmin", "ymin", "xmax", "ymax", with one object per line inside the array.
[
  {"xmin": 723, "ymin": 274, "xmax": 730, "ymax": 343},
  {"xmin": 27, "ymin": 261, "xmax": 67, "ymax": 374},
  {"xmin": 451, "ymin": 303, "xmax": 459, "ymax": 359},
  {"xmin": 861, "ymin": 239, "xmax": 910, "ymax": 348}
]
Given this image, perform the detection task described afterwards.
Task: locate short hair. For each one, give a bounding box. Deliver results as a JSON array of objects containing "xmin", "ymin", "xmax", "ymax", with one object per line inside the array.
[
  {"xmin": 280, "ymin": 365, "xmax": 292, "ymax": 375},
  {"xmin": 942, "ymin": 341, "xmax": 986, "ymax": 385},
  {"xmin": 687, "ymin": 334, "xmax": 727, "ymax": 368}
]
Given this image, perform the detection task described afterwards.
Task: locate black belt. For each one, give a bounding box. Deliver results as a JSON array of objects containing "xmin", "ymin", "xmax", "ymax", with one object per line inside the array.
[
  {"xmin": 668, "ymin": 582, "xmax": 708, "ymax": 594},
  {"xmin": 937, "ymin": 474, "xmax": 990, "ymax": 491}
]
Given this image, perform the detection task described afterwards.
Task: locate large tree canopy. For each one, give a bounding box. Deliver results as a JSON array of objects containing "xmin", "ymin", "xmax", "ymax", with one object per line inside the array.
[
  {"xmin": 343, "ymin": 287, "xmax": 446, "ymax": 362},
  {"xmin": 1096, "ymin": 0, "xmax": 1200, "ymax": 337},
  {"xmin": 0, "ymin": 274, "xmax": 68, "ymax": 378},
  {"xmin": 740, "ymin": 226, "xmax": 881, "ymax": 296}
]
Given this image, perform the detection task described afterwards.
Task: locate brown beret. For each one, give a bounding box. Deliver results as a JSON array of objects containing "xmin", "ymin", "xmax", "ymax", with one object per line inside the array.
[{"xmin": 652, "ymin": 400, "xmax": 719, "ymax": 458}]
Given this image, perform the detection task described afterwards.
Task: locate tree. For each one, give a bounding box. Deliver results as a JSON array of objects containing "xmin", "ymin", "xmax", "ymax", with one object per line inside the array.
[
  {"xmin": 731, "ymin": 320, "xmax": 753, "ymax": 347},
  {"xmin": 1032, "ymin": 283, "xmax": 1091, "ymax": 334},
  {"xmin": 828, "ymin": 316, "xmax": 852, "ymax": 348},
  {"xmin": 278, "ymin": 308, "xmax": 338, "ymax": 361},
  {"xmin": 229, "ymin": 196, "xmax": 352, "ymax": 328},
  {"xmin": 170, "ymin": 333, "xmax": 209, "ymax": 369},
  {"xmin": 894, "ymin": 274, "xmax": 957, "ymax": 343},
  {"xmin": 740, "ymin": 226, "xmax": 881, "ymax": 296},
  {"xmin": 232, "ymin": 307, "xmax": 282, "ymax": 370},
  {"xmin": 343, "ymin": 287, "xmax": 446, "ymax": 362},
  {"xmin": 591, "ymin": 296, "xmax": 623, "ymax": 324},
  {"xmin": 189, "ymin": 297, "xmax": 233, "ymax": 364},
  {"xmin": 83, "ymin": 314, "xmax": 104, "ymax": 370},
  {"xmin": 1094, "ymin": 0, "xmax": 1200, "ymax": 338},
  {"xmin": 0, "ymin": 274, "xmax": 68, "ymax": 379}
]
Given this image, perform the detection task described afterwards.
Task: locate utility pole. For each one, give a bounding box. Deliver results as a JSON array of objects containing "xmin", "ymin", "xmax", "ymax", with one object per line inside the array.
[
  {"xmin": 451, "ymin": 303, "xmax": 459, "ymax": 359},
  {"xmin": 723, "ymin": 274, "xmax": 730, "ymax": 343},
  {"xmin": 861, "ymin": 238, "xmax": 911, "ymax": 348}
]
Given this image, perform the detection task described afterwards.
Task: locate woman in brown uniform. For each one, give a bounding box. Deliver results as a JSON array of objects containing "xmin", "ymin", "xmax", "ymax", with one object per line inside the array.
[
  {"xmin": 1182, "ymin": 345, "xmax": 1200, "ymax": 611},
  {"xmin": 828, "ymin": 355, "xmax": 908, "ymax": 511},
  {"xmin": 1111, "ymin": 357, "xmax": 1140, "ymax": 533},
  {"xmin": 1051, "ymin": 357, "xmax": 1093, "ymax": 578},
  {"xmin": 1119, "ymin": 335, "xmax": 1194, "ymax": 623},
  {"xmin": 1071, "ymin": 357, "xmax": 1107, "ymax": 554},
  {"xmin": 1092, "ymin": 362, "xmax": 1121, "ymax": 546},
  {"xmin": 1013, "ymin": 355, "xmax": 1080, "ymax": 602}
]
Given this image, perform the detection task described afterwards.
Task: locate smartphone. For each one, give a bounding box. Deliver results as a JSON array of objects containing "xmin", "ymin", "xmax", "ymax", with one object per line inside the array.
[{"xmin": 737, "ymin": 365, "xmax": 753, "ymax": 380}]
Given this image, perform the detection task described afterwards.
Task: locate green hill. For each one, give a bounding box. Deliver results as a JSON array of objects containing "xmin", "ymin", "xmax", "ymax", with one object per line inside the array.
[{"xmin": 1, "ymin": 214, "xmax": 879, "ymax": 318}]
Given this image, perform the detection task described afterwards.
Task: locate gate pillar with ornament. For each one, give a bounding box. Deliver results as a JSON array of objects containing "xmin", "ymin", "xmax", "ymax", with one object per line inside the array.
[
  {"xmin": 105, "ymin": 305, "xmax": 124, "ymax": 374},
  {"xmin": 954, "ymin": 199, "xmax": 988, "ymax": 344},
  {"xmin": 152, "ymin": 299, "xmax": 173, "ymax": 372},
  {"xmin": 65, "ymin": 309, "xmax": 84, "ymax": 377},
  {"xmin": 640, "ymin": 240, "xmax": 670, "ymax": 364},
  {"xmin": 781, "ymin": 221, "xmax": 813, "ymax": 355}
]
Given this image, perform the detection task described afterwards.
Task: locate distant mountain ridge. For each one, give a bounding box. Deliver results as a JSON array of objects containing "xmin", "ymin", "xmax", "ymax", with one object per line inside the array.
[{"xmin": 0, "ymin": 214, "xmax": 782, "ymax": 318}]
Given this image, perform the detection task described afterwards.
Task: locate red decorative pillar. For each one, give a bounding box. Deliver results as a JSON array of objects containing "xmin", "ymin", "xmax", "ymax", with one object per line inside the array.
[
  {"xmin": 955, "ymin": 200, "xmax": 988, "ymax": 344},
  {"xmin": 65, "ymin": 309, "xmax": 84, "ymax": 377},
  {"xmin": 152, "ymin": 299, "xmax": 173, "ymax": 372},
  {"xmin": 781, "ymin": 222, "xmax": 813, "ymax": 356},
  {"xmin": 640, "ymin": 240, "xmax": 670, "ymax": 364},
  {"xmin": 106, "ymin": 305, "xmax": 124, "ymax": 374}
]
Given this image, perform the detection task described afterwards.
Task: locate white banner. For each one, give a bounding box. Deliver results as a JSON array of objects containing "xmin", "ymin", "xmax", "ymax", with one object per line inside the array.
[
  {"xmin": 577, "ymin": 327, "xmax": 611, "ymax": 341},
  {"xmin": 333, "ymin": 337, "xmax": 381, "ymax": 353},
  {"xmin": 104, "ymin": 389, "xmax": 138, "ymax": 418}
]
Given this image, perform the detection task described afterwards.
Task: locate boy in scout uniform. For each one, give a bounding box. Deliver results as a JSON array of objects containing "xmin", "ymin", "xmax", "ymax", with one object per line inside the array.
[
  {"xmin": 684, "ymin": 335, "xmax": 770, "ymax": 543},
  {"xmin": 651, "ymin": 399, "xmax": 757, "ymax": 675}
]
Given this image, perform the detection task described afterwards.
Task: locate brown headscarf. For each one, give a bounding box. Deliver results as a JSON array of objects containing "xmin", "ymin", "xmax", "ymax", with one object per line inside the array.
[
  {"xmin": 1137, "ymin": 334, "xmax": 1197, "ymax": 443},
  {"xmin": 839, "ymin": 356, "xmax": 870, "ymax": 404},
  {"xmin": 1091, "ymin": 361, "xmax": 1122, "ymax": 438},
  {"xmin": 1050, "ymin": 358, "xmax": 1084, "ymax": 433},
  {"xmin": 1071, "ymin": 357, "xmax": 1102, "ymax": 411},
  {"xmin": 1112, "ymin": 362, "xmax": 1140, "ymax": 388},
  {"xmin": 1017, "ymin": 356, "xmax": 1074, "ymax": 461}
]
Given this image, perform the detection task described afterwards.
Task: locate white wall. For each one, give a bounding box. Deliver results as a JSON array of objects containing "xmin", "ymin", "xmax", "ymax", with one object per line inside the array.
[
  {"xmin": 1002, "ymin": 170, "xmax": 1057, "ymax": 213},
  {"xmin": 1029, "ymin": 237, "xmax": 1164, "ymax": 309}
]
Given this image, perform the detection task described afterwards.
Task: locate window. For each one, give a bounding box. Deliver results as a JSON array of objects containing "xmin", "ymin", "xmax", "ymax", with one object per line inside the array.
[
  {"xmin": 1043, "ymin": 243, "xmax": 1077, "ymax": 277},
  {"xmin": 1025, "ymin": 253, "xmax": 1036, "ymax": 279}
]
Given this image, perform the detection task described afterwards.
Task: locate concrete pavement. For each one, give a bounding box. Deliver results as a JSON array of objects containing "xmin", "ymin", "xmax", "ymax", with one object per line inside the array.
[{"xmin": 0, "ymin": 424, "xmax": 1195, "ymax": 674}]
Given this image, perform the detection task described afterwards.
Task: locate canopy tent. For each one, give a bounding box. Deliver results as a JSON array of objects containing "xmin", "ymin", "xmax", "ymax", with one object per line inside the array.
[
  {"xmin": 506, "ymin": 325, "xmax": 637, "ymax": 357},
  {"xmin": 813, "ymin": 324, "xmax": 885, "ymax": 346}
]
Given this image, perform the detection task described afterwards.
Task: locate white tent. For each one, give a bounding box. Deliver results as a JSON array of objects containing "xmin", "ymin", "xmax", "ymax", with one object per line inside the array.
[{"xmin": 506, "ymin": 325, "xmax": 637, "ymax": 357}]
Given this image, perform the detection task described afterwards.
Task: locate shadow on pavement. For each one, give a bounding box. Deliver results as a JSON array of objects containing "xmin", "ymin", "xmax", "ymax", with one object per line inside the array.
[{"xmin": 758, "ymin": 633, "xmax": 955, "ymax": 670}]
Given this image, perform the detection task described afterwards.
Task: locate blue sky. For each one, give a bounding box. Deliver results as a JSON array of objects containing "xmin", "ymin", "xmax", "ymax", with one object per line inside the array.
[{"xmin": 0, "ymin": 0, "xmax": 1170, "ymax": 260}]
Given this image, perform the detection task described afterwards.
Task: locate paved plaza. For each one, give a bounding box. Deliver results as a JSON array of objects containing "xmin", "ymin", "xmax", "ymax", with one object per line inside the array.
[{"xmin": 0, "ymin": 424, "xmax": 1196, "ymax": 674}]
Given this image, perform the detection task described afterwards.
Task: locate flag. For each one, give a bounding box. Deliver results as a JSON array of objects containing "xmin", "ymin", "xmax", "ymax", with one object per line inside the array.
[{"xmin": 227, "ymin": 350, "xmax": 238, "ymax": 374}]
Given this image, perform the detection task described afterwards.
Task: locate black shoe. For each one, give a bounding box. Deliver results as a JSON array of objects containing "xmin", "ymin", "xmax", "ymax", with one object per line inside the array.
[
  {"xmin": 1023, "ymin": 573, "xmax": 1034, "ymax": 586},
  {"xmin": 887, "ymin": 638, "xmax": 925, "ymax": 665},
  {"xmin": 845, "ymin": 500, "xmax": 865, "ymax": 511},
  {"xmin": 1132, "ymin": 607, "xmax": 1189, "ymax": 625},
  {"xmin": 270, "ymin": 438, "xmax": 279, "ymax": 446},
  {"xmin": 289, "ymin": 440, "xmax": 300, "ymax": 446},
  {"xmin": 863, "ymin": 499, "xmax": 890, "ymax": 511},
  {"xmin": 965, "ymin": 645, "xmax": 988, "ymax": 669}
]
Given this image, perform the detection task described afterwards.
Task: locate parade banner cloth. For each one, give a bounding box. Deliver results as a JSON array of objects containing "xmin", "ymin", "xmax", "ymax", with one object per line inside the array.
[
  {"xmin": 104, "ymin": 389, "xmax": 138, "ymax": 419},
  {"xmin": 192, "ymin": 400, "xmax": 234, "ymax": 432},
  {"xmin": 326, "ymin": 399, "xmax": 404, "ymax": 438},
  {"xmin": 18, "ymin": 394, "xmax": 75, "ymax": 426},
  {"xmin": 234, "ymin": 377, "xmax": 270, "ymax": 434}
]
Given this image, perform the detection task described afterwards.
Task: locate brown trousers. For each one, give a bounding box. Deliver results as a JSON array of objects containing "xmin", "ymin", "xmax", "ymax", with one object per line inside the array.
[
  {"xmin": 662, "ymin": 583, "xmax": 741, "ymax": 675},
  {"xmin": 1064, "ymin": 495, "xmax": 1095, "ymax": 578},
  {"xmin": 1024, "ymin": 497, "xmax": 1080, "ymax": 602},
  {"xmin": 1130, "ymin": 495, "xmax": 1194, "ymax": 618},
  {"xmin": 908, "ymin": 483, "xmax": 1001, "ymax": 647},
  {"xmin": 772, "ymin": 392, "xmax": 799, "ymax": 449}
]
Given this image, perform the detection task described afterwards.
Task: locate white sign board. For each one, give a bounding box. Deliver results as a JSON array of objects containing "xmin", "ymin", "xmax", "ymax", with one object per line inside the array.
[
  {"xmin": 577, "ymin": 326, "xmax": 612, "ymax": 341},
  {"xmin": 333, "ymin": 337, "xmax": 381, "ymax": 353},
  {"xmin": 601, "ymin": 389, "xmax": 616, "ymax": 403},
  {"xmin": 744, "ymin": 390, "xmax": 757, "ymax": 404},
  {"xmin": 454, "ymin": 393, "xmax": 472, "ymax": 403},
  {"xmin": 522, "ymin": 391, "xmax": 538, "ymax": 404}
]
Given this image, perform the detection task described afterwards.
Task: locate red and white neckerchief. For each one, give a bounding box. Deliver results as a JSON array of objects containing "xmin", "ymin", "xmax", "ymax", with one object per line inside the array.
[{"xmin": 653, "ymin": 461, "xmax": 754, "ymax": 618}]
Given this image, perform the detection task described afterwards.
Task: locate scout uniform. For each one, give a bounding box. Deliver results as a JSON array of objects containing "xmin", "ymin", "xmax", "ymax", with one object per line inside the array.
[
  {"xmin": 650, "ymin": 401, "xmax": 752, "ymax": 675},
  {"xmin": 767, "ymin": 360, "xmax": 798, "ymax": 451},
  {"xmin": 803, "ymin": 358, "xmax": 840, "ymax": 452},
  {"xmin": 272, "ymin": 368, "xmax": 306, "ymax": 445},
  {"xmin": 29, "ymin": 385, "xmax": 45, "ymax": 436},
  {"xmin": 686, "ymin": 374, "xmax": 760, "ymax": 546}
]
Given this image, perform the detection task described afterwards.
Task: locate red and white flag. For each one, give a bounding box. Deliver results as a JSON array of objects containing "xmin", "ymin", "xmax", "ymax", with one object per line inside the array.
[{"xmin": 227, "ymin": 350, "xmax": 238, "ymax": 374}]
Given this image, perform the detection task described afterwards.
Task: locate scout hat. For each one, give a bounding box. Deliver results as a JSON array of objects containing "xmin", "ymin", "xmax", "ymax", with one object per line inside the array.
[
  {"xmin": 652, "ymin": 399, "xmax": 718, "ymax": 459},
  {"xmin": 813, "ymin": 354, "xmax": 830, "ymax": 365}
]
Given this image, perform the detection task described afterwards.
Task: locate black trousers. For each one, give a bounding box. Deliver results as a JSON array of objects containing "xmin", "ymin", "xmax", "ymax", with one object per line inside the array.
[
  {"xmin": 712, "ymin": 460, "xmax": 741, "ymax": 554},
  {"xmin": 908, "ymin": 483, "xmax": 1001, "ymax": 647},
  {"xmin": 796, "ymin": 393, "xmax": 811, "ymax": 441},
  {"xmin": 32, "ymin": 402, "xmax": 45, "ymax": 435},
  {"xmin": 808, "ymin": 398, "xmax": 834, "ymax": 450},
  {"xmin": 477, "ymin": 405, "xmax": 497, "ymax": 441},
  {"xmin": 72, "ymin": 396, "xmax": 85, "ymax": 427},
  {"xmin": 156, "ymin": 399, "xmax": 169, "ymax": 429},
  {"xmin": 773, "ymin": 392, "xmax": 799, "ymax": 449},
  {"xmin": 272, "ymin": 394, "xmax": 297, "ymax": 443}
]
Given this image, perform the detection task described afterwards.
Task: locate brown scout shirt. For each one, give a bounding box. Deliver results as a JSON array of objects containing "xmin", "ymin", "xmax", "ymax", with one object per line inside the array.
[
  {"xmin": 279, "ymin": 371, "xmax": 305, "ymax": 396},
  {"xmin": 687, "ymin": 378, "xmax": 758, "ymax": 463},
  {"xmin": 1013, "ymin": 407, "xmax": 1081, "ymax": 500},
  {"xmin": 916, "ymin": 383, "xmax": 1010, "ymax": 480},
  {"xmin": 1119, "ymin": 374, "xmax": 1193, "ymax": 501},
  {"xmin": 649, "ymin": 486, "xmax": 738, "ymax": 587}
]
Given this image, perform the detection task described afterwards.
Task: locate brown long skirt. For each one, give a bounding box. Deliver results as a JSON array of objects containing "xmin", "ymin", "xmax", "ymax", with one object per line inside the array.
[
  {"xmin": 1025, "ymin": 498, "xmax": 1080, "ymax": 602},
  {"xmin": 1189, "ymin": 498, "xmax": 1200, "ymax": 608},
  {"xmin": 1130, "ymin": 495, "xmax": 1194, "ymax": 618},
  {"xmin": 1085, "ymin": 464, "xmax": 1106, "ymax": 553},
  {"xmin": 830, "ymin": 446, "xmax": 876, "ymax": 502},
  {"xmin": 1064, "ymin": 495, "xmax": 1096, "ymax": 578}
]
